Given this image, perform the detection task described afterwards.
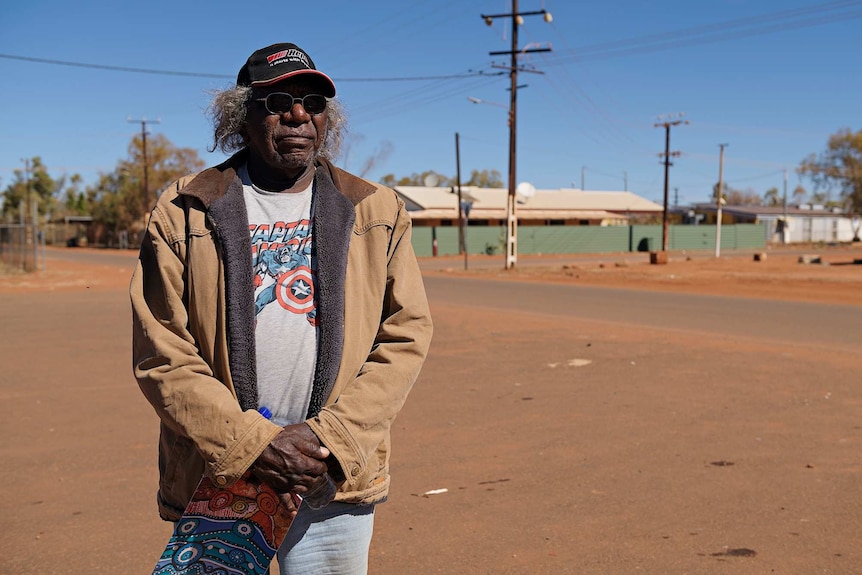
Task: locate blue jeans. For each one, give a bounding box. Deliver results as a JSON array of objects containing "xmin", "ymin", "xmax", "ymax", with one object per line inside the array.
[{"xmin": 276, "ymin": 501, "xmax": 376, "ymax": 575}]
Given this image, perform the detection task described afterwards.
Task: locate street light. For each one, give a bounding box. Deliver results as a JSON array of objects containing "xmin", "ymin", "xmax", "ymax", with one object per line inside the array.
[{"xmin": 467, "ymin": 96, "xmax": 508, "ymax": 109}]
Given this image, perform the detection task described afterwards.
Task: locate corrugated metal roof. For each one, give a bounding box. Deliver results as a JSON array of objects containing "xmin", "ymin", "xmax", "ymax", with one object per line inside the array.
[
  {"xmin": 406, "ymin": 208, "xmax": 628, "ymax": 221},
  {"xmin": 526, "ymin": 189, "xmax": 662, "ymax": 212},
  {"xmin": 395, "ymin": 186, "xmax": 663, "ymax": 214},
  {"xmin": 693, "ymin": 203, "xmax": 850, "ymax": 217},
  {"xmin": 394, "ymin": 186, "xmax": 484, "ymax": 208}
]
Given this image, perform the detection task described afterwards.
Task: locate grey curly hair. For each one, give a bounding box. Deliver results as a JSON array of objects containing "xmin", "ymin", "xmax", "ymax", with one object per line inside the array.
[{"xmin": 207, "ymin": 85, "xmax": 346, "ymax": 161}]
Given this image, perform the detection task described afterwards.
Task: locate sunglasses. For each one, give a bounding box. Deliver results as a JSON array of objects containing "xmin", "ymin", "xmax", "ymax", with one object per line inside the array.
[{"xmin": 254, "ymin": 92, "xmax": 328, "ymax": 116}]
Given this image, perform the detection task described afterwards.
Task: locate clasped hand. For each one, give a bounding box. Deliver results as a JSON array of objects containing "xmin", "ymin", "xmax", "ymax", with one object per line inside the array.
[{"xmin": 251, "ymin": 423, "xmax": 333, "ymax": 498}]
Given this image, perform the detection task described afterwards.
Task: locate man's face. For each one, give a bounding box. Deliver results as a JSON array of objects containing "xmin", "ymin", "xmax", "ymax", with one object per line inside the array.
[{"xmin": 244, "ymin": 78, "xmax": 328, "ymax": 186}]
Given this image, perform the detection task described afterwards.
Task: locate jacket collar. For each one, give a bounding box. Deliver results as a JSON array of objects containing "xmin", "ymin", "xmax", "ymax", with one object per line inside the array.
[
  {"xmin": 179, "ymin": 150, "xmax": 378, "ymax": 207},
  {"xmin": 315, "ymin": 157, "xmax": 378, "ymax": 205}
]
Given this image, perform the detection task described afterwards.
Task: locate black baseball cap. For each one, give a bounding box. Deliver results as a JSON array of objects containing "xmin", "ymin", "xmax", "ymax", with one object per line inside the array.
[{"xmin": 236, "ymin": 43, "xmax": 336, "ymax": 97}]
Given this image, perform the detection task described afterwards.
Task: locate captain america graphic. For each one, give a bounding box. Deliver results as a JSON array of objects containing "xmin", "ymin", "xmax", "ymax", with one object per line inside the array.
[{"xmin": 250, "ymin": 218, "xmax": 317, "ymax": 325}]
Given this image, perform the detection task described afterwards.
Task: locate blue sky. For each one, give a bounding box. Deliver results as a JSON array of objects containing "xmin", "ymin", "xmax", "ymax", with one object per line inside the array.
[{"xmin": 1, "ymin": 0, "xmax": 860, "ymax": 206}]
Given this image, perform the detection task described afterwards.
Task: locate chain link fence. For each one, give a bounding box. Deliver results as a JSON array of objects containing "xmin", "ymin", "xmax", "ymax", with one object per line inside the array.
[{"xmin": 0, "ymin": 224, "xmax": 45, "ymax": 272}]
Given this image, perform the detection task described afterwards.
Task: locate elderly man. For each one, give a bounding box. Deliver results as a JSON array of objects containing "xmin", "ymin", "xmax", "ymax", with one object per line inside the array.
[{"xmin": 131, "ymin": 42, "xmax": 433, "ymax": 574}]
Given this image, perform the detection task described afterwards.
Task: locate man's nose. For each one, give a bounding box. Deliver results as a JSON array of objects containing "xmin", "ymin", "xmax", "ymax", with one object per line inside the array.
[{"xmin": 280, "ymin": 102, "xmax": 310, "ymax": 123}]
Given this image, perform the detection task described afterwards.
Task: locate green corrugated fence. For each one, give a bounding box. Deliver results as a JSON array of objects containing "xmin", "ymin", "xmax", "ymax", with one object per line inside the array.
[{"xmin": 411, "ymin": 223, "xmax": 768, "ymax": 257}]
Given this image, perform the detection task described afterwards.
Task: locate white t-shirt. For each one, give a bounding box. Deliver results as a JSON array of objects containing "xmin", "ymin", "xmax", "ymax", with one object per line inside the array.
[{"xmin": 240, "ymin": 164, "xmax": 318, "ymax": 426}]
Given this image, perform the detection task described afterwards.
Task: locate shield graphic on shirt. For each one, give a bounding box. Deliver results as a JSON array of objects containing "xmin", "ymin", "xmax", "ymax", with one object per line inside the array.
[{"xmin": 274, "ymin": 266, "xmax": 316, "ymax": 314}]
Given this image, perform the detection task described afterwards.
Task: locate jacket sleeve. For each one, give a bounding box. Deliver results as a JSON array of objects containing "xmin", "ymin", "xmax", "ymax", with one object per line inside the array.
[
  {"xmin": 130, "ymin": 203, "xmax": 281, "ymax": 487},
  {"xmin": 306, "ymin": 201, "xmax": 433, "ymax": 490}
]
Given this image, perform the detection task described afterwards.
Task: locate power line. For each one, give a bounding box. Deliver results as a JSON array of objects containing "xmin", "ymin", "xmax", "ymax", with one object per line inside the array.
[
  {"xmin": 0, "ymin": 53, "xmax": 231, "ymax": 79},
  {"xmin": 498, "ymin": 0, "xmax": 860, "ymax": 171},
  {"xmin": 582, "ymin": 0, "xmax": 860, "ymax": 53},
  {"xmin": 537, "ymin": 64, "xmax": 648, "ymax": 154},
  {"xmin": 545, "ymin": 0, "xmax": 862, "ymax": 64},
  {"xmin": 0, "ymin": 53, "xmax": 496, "ymax": 83},
  {"xmin": 2, "ymin": 1, "xmax": 857, "ymax": 83},
  {"xmin": 339, "ymin": 73, "xmax": 500, "ymax": 83},
  {"xmin": 349, "ymin": 73, "xmax": 502, "ymax": 123},
  {"xmin": 726, "ymin": 170, "xmax": 786, "ymax": 184},
  {"xmin": 315, "ymin": 0, "xmax": 465, "ymax": 68}
]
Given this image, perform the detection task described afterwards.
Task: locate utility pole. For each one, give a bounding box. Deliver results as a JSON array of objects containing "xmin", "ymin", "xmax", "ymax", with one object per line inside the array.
[
  {"xmin": 455, "ymin": 132, "xmax": 464, "ymax": 256},
  {"xmin": 481, "ymin": 2, "xmax": 552, "ymax": 269},
  {"xmin": 624, "ymin": 170, "xmax": 628, "ymax": 191},
  {"xmin": 654, "ymin": 115, "xmax": 687, "ymax": 253},
  {"xmin": 715, "ymin": 143, "xmax": 728, "ymax": 257},
  {"xmin": 581, "ymin": 166, "xmax": 586, "ymax": 190},
  {"xmin": 782, "ymin": 168, "xmax": 789, "ymax": 244},
  {"xmin": 22, "ymin": 158, "xmax": 33, "ymax": 268},
  {"xmin": 23, "ymin": 158, "xmax": 32, "ymax": 224},
  {"xmin": 128, "ymin": 116, "xmax": 161, "ymax": 214}
]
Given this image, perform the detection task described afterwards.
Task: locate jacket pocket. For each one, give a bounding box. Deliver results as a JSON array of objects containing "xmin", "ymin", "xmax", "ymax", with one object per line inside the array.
[
  {"xmin": 160, "ymin": 433, "xmax": 202, "ymax": 509},
  {"xmin": 354, "ymin": 218, "xmax": 393, "ymax": 237}
]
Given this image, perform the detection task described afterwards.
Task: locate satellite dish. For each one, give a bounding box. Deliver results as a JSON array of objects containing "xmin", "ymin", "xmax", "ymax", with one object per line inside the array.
[
  {"xmin": 423, "ymin": 174, "xmax": 440, "ymax": 187},
  {"xmin": 516, "ymin": 181, "xmax": 536, "ymax": 200}
]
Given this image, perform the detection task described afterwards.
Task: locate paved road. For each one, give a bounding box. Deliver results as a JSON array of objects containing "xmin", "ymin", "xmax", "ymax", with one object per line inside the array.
[
  {"xmin": 44, "ymin": 246, "xmax": 860, "ymax": 350},
  {"xmin": 44, "ymin": 246, "xmax": 139, "ymax": 270},
  {"xmin": 423, "ymin": 275, "xmax": 861, "ymax": 351},
  {"xmin": 46, "ymin": 245, "xmax": 763, "ymax": 271}
]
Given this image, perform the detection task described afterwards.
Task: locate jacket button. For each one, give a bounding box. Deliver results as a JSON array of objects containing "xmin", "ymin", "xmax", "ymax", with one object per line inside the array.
[
  {"xmin": 350, "ymin": 466, "xmax": 361, "ymax": 477},
  {"xmin": 215, "ymin": 475, "xmax": 227, "ymax": 486}
]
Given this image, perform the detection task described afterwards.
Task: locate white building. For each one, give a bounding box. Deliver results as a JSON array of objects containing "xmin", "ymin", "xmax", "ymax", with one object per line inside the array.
[{"xmin": 694, "ymin": 204, "xmax": 861, "ymax": 243}]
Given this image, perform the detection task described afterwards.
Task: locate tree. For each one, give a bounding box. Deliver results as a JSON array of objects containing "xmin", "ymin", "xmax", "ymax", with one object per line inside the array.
[
  {"xmin": 763, "ymin": 187, "xmax": 781, "ymax": 207},
  {"xmin": 379, "ymin": 168, "xmax": 504, "ymax": 188},
  {"xmin": 126, "ymin": 133, "xmax": 205, "ymax": 212},
  {"xmin": 87, "ymin": 134, "xmax": 204, "ymax": 243},
  {"xmin": 379, "ymin": 170, "xmax": 453, "ymax": 187},
  {"xmin": 59, "ymin": 174, "xmax": 89, "ymax": 216},
  {"xmin": 712, "ymin": 183, "xmax": 761, "ymax": 206},
  {"xmin": 340, "ymin": 134, "xmax": 394, "ymax": 180},
  {"xmin": 0, "ymin": 157, "xmax": 63, "ymax": 223},
  {"xmin": 798, "ymin": 128, "xmax": 862, "ymax": 213},
  {"xmin": 379, "ymin": 174, "xmax": 398, "ymax": 187},
  {"xmin": 87, "ymin": 170, "xmax": 138, "ymax": 241},
  {"xmin": 358, "ymin": 140, "xmax": 393, "ymax": 179},
  {"xmin": 809, "ymin": 190, "xmax": 829, "ymax": 205},
  {"xmin": 730, "ymin": 187, "xmax": 762, "ymax": 206},
  {"xmin": 464, "ymin": 169, "xmax": 504, "ymax": 188}
]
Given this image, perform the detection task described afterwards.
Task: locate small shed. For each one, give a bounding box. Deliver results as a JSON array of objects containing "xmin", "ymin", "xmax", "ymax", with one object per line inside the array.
[{"xmin": 693, "ymin": 204, "xmax": 860, "ymax": 243}]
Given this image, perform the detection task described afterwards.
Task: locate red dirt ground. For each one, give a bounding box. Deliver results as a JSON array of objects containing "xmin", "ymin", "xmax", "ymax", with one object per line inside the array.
[
  {"xmin": 423, "ymin": 244, "xmax": 862, "ymax": 307},
  {"xmin": 3, "ymin": 244, "xmax": 860, "ymax": 305},
  {"xmin": 1, "ymin": 244, "xmax": 860, "ymax": 574}
]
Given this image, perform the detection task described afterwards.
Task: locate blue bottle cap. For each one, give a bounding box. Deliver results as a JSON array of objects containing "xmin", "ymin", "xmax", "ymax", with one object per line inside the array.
[{"xmin": 257, "ymin": 406, "xmax": 273, "ymax": 420}]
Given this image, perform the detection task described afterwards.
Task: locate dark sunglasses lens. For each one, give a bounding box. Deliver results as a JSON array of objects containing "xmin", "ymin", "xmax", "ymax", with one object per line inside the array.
[
  {"xmin": 265, "ymin": 93, "xmax": 293, "ymax": 114},
  {"xmin": 302, "ymin": 95, "xmax": 327, "ymax": 114},
  {"xmin": 264, "ymin": 93, "xmax": 326, "ymax": 115}
]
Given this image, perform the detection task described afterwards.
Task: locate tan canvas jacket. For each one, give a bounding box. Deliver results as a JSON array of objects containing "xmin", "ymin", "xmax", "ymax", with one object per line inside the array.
[{"xmin": 130, "ymin": 152, "xmax": 432, "ymax": 520}]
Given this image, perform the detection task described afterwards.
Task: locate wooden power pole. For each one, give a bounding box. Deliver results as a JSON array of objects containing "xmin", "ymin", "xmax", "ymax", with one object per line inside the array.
[
  {"xmin": 481, "ymin": 2, "xmax": 552, "ymax": 269},
  {"xmin": 128, "ymin": 116, "xmax": 161, "ymax": 214},
  {"xmin": 654, "ymin": 115, "xmax": 687, "ymax": 254}
]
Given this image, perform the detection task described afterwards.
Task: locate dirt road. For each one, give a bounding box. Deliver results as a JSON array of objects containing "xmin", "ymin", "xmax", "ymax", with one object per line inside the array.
[{"xmin": 0, "ymin": 245, "xmax": 859, "ymax": 574}]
